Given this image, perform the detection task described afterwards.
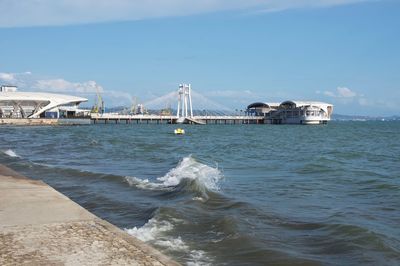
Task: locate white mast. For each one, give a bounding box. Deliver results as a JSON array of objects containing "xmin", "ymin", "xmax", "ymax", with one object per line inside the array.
[
  {"xmin": 177, "ymin": 84, "xmax": 181, "ymax": 118},
  {"xmin": 188, "ymin": 84, "xmax": 193, "ymax": 117},
  {"xmin": 177, "ymin": 83, "xmax": 193, "ymax": 120}
]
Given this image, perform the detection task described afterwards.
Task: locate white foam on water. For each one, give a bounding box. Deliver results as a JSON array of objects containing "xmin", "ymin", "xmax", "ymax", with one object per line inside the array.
[
  {"xmin": 155, "ymin": 237, "xmax": 189, "ymax": 251},
  {"xmin": 125, "ymin": 217, "xmax": 213, "ymax": 265},
  {"xmin": 3, "ymin": 149, "xmax": 20, "ymax": 158},
  {"xmin": 125, "ymin": 156, "xmax": 223, "ymax": 192},
  {"xmin": 89, "ymin": 139, "xmax": 99, "ymax": 145},
  {"xmin": 125, "ymin": 218, "xmax": 173, "ymax": 242},
  {"xmin": 125, "ymin": 217, "xmax": 189, "ymax": 252},
  {"xmin": 125, "ymin": 176, "xmax": 162, "ymax": 190},
  {"xmin": 192, "ymin": 196, "xmax": 206, "ymax": 202},
  {"xmin": 187, "ymin": 250, "xmax": 213, "ymax": 266}
]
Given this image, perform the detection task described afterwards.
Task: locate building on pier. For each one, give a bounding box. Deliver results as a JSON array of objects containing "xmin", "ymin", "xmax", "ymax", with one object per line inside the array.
[
  {"xmin": 0, "ymin": 86, "xmax": 88, "ymax": 119},
  {"xmin": 246, "ymin": 102, "xmax": 280, "ymax": 116},
  {"xmin": 247, "ymin": 100, "xmax": 333, "ymax": 124}
]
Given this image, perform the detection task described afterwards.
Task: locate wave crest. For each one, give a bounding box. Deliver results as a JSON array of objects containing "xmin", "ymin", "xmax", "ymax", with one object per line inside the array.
[
  {"xmin": 125, "ymin": 156, "xmax": 223, "ymax": 195},
  {"xmin": 125, "ymin": 218, "xmax": 174, "ymax": 242},
  {"xmin": 3, "ymin": 149, "xmax": 20, "ymax": 158},
  {"xmin": 125, "ymin": 216, "xmax": 212, "ymax": 264}
]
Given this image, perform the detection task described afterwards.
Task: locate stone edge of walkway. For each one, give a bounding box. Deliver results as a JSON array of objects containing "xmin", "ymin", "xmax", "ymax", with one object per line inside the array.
[{"xmin": 0, "ymin": 164, "xmax": 180, "ymax": 266}]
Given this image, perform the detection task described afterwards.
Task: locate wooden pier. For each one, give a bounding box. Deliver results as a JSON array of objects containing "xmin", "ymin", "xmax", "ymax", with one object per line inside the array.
[{"xmin": 91, "ymin": 114, "xmax": 265, "ymax": 125}]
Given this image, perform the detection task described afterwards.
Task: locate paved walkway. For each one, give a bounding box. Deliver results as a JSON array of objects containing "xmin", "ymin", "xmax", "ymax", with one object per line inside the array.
[{"xmin": 0, "ymin": 165, "xmax": 180, "ymax": 266}]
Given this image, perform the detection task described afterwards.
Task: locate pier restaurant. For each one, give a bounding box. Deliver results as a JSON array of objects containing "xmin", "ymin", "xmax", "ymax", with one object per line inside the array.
[{"xmin": 247, "ymin": 100, "xmax": 333, "ymax": 124}]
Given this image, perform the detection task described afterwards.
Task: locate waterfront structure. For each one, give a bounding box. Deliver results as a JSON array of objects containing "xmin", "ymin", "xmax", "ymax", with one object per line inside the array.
[
  {"xmin": 0, "ymin": 165, "xmax": 179, "ymax": 265},
  {"xmin": 91, "ymin": 113, "xmax": 263, "ymax": 124},
  {"xmin": 0, "ymin": 87, "xmax": 88, "ymax": 119},
  {"xmin": 0, "ymin": 85, "xmax": 18, "ymax": 92},
  {"xmin": 176, "ymin": 83, "xmax": 193, "ymax": 123},
  {"xmin": 174, "ymin": 83, "xmax": 206, "ymax": 124},
  {"xmin": 247, "ymin": 100, "xmax": 333, "ymax": 124},
  {"xmin": 246, "ymin": 102, "xmax": 280, "ymax": 116}
]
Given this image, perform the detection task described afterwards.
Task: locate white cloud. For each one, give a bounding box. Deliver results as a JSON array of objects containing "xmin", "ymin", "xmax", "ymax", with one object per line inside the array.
[
  {"xmin": 0, "ymin": 73, "xmax": 15, "ymax": 82},
  {"xmin": 34, "ymin": 79, "xmax": 104, "ymax": 93},
  {"xmin": 0, "ymin": 71, "xmax": 36, "ymax": 88},
  {"xmin": 256, "ymin": 0, "xmax": 368, "ymax": 13},
  {"xmin": 322, "ymin": 86, "xmax": 357, "ymax": 98},
  {"xmin": 207, "ymin": 89, "xmax": 255, "ymax": 98},
  {"xmin": 104, "ymin": 90, "xmax": 134, "ymax": 106},
  {"xmin": 337, "ymin": 86, "xmax": 357, "ymax": 97},
  {"xmin": 0, "ymin": 0, "xmax": 370, "ymax": 28},
  {"xmin": 316, "ymin": 86, "xmax": 359, "ymax": 106},
  {"xmin": 0, "ymin": 71, "xmax": 133, "ymax": 106},
  {"xmin": 358, "ymin": 97, "xmax": 398, "ymax": 110},
  {"xmin": 142, "ymin": 90, "xmax": 232, "ymax": 110},
  {"xmin": 317, "ymin": 86, "xmax": 400, "ymax": 112},
  {"xmin": 205, "ymin": 89, "xmax": 267, "ymax": 108},
  {"xmin": 0, "ymin": 71, "xmax": 104, "ymax": 94},
  {"xmin": 323, "ymin": 90, "xmax": 336, "ymax": 97}
]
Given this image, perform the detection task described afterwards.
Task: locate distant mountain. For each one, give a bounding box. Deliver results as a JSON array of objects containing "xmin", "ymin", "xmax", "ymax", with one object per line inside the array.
[{"xmin": 332, "ymin": 114, "xmax": 400, "ymax": 121}]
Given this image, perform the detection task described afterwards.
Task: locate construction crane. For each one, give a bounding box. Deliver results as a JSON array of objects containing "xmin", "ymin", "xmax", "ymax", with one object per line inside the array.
[
  {"xmin": 91, "ymin": 88, "xmax": 104, "ymax": 114},
  {"xmin": 160, "ymin": 101, "xmax": 172, "ymax": 116}
]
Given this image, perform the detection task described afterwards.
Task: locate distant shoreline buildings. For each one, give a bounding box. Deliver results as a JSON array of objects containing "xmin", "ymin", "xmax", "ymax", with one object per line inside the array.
[{"xmin": 1, "ymin": 84, "xmax": 333, "ymax": 125}]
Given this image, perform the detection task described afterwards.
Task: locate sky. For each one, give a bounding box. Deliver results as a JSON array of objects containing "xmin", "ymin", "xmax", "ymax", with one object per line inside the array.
[{"xmin": 0, "ymin": 0, "xmax": 399, "ymax": 116}]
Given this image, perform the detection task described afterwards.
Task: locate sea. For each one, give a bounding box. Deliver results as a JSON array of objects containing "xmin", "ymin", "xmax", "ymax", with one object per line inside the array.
[{"xmin": 1, "ymin": 121, "xmax": 399, "ymax": 265}]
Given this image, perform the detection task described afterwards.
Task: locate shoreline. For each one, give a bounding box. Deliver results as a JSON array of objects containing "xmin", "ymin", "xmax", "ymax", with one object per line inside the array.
[{"xmin": 0, "ymin": 164, "xmax": 179, "ymax": 266}]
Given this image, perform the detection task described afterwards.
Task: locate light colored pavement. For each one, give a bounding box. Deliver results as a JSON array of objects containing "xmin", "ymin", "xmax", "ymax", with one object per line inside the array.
[{"xmin": 0, "ymin": 165, "xmax": 180, "ymax": 266}]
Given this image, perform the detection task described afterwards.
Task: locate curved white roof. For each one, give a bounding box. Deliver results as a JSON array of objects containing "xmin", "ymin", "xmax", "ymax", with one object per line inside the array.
[
  {"xmin": 0, "ymin": 92, "xmax": 87, "ymax": 118},
  {"xmin": 247, "ymin": 102, "xmax": 280, "ymax": 109},
  {"xmin": 280, "ymin": 101, "xmax": 333, "ymax": 114},
  {"xmin": 280, "ymin": 100, "xmax": 332, "ymax": 106}
]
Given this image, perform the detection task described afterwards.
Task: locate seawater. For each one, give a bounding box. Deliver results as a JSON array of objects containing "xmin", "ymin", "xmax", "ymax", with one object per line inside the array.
[{"xmin": 1, "ymin": 122, "xmax": 399, "ymax": 265}]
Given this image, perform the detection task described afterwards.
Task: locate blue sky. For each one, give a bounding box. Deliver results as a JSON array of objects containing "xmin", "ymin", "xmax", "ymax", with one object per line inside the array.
[{"xmin": 0, "ymin": 0, "xmax": 399, "ymax": 115}]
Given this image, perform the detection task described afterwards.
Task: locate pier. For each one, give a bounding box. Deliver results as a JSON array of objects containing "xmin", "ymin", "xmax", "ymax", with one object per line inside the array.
[
  {"xmin": 0, "ymin": 165, "xmax": 179, "ymax": 266},
  {"xmin": 91, "ymin": 113, "xmax": 265, "ymax": 124},
  {"xmin": 91, "ymin": 84, "xmax": 265, "ymax": 125}
]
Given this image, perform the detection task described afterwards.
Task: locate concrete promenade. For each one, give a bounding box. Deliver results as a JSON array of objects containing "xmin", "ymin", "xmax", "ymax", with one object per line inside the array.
[{"xmin": 0, "ymin": 165, "xmax": 179, "ymax": 266}]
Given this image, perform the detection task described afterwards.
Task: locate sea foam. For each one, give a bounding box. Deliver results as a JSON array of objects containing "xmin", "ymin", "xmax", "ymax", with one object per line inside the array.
[
  {"xmin": 187, "ymin": 250, "xmax": 212, "ymax": 266},
  {"xmin": 3, "ymin": 149, "xmax": 20, "ymax": 158},
  {"xmin": 125, "ymin": 156, "xmax": 223, "ymax": 193},
  {"xmin": 125, "ymin": 217, "xmax": 212, "ymax": 265},
  {"xmin": 125, "ymin": 217, "xmax": 188, "ymax": 251},
  {"xmin": 125, "ymin": 218, "xmax": 174, "ymax": 242}
]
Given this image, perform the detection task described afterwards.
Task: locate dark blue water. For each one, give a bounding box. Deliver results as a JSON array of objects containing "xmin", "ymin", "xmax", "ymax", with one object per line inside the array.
[{"xmin": 1, "ymin": 122, "xmax": 399, "ymax": 265}]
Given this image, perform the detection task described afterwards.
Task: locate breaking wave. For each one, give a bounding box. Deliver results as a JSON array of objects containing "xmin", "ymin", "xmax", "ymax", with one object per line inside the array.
[
  {"xmin": 125, "ymin": 218, "xmax": 175, "ymax": 242},
  {"xmin": 125, "ymin": 216, "xmax": 212, "ymax": 265},
  {"xmin": 125, "ymin": 156, "xmax": 223, "ymax": 197},
  {"xmin": 3, "ymin": 149, "xmax": 20, "ymax": 158}
]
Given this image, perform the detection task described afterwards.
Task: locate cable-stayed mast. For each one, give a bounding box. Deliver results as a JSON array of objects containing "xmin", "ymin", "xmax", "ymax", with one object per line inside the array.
[{"xmin": 177, "ymin": 83, "xmax": 193, "ymax": 119}]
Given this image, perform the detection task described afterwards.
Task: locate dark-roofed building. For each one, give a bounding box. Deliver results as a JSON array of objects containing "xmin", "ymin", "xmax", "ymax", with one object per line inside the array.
[{"xmin": 246, "ymin": 102, "xmax": 280, "ymax": 116}]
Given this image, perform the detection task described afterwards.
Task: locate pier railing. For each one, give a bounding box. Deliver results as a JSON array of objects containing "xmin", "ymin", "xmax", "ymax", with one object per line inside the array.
[{"xmin": 90, "ymin": 113, "xmax": 265, "ymax": 124}]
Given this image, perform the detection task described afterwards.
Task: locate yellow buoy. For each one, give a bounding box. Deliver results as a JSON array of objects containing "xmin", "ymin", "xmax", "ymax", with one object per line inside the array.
[{"xmin": 174, "ymin": 128, "xmax": 185, "ymax": 135}]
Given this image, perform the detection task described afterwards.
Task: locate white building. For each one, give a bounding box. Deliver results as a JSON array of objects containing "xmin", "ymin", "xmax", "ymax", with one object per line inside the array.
[
  {"xmin": 0, "ymin": 89, "xmax": 88, "ymax": 119},
  {"xmin": 0, "ymin": 85, "xmax": 18, "ymax": 92},
  {"xmin": 247, "ymin": 100, "xmax": 333, "ymax": 124},
  {"xmin": 246, "ymin": 102, "xmax": 280, "ymax": 116}
]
